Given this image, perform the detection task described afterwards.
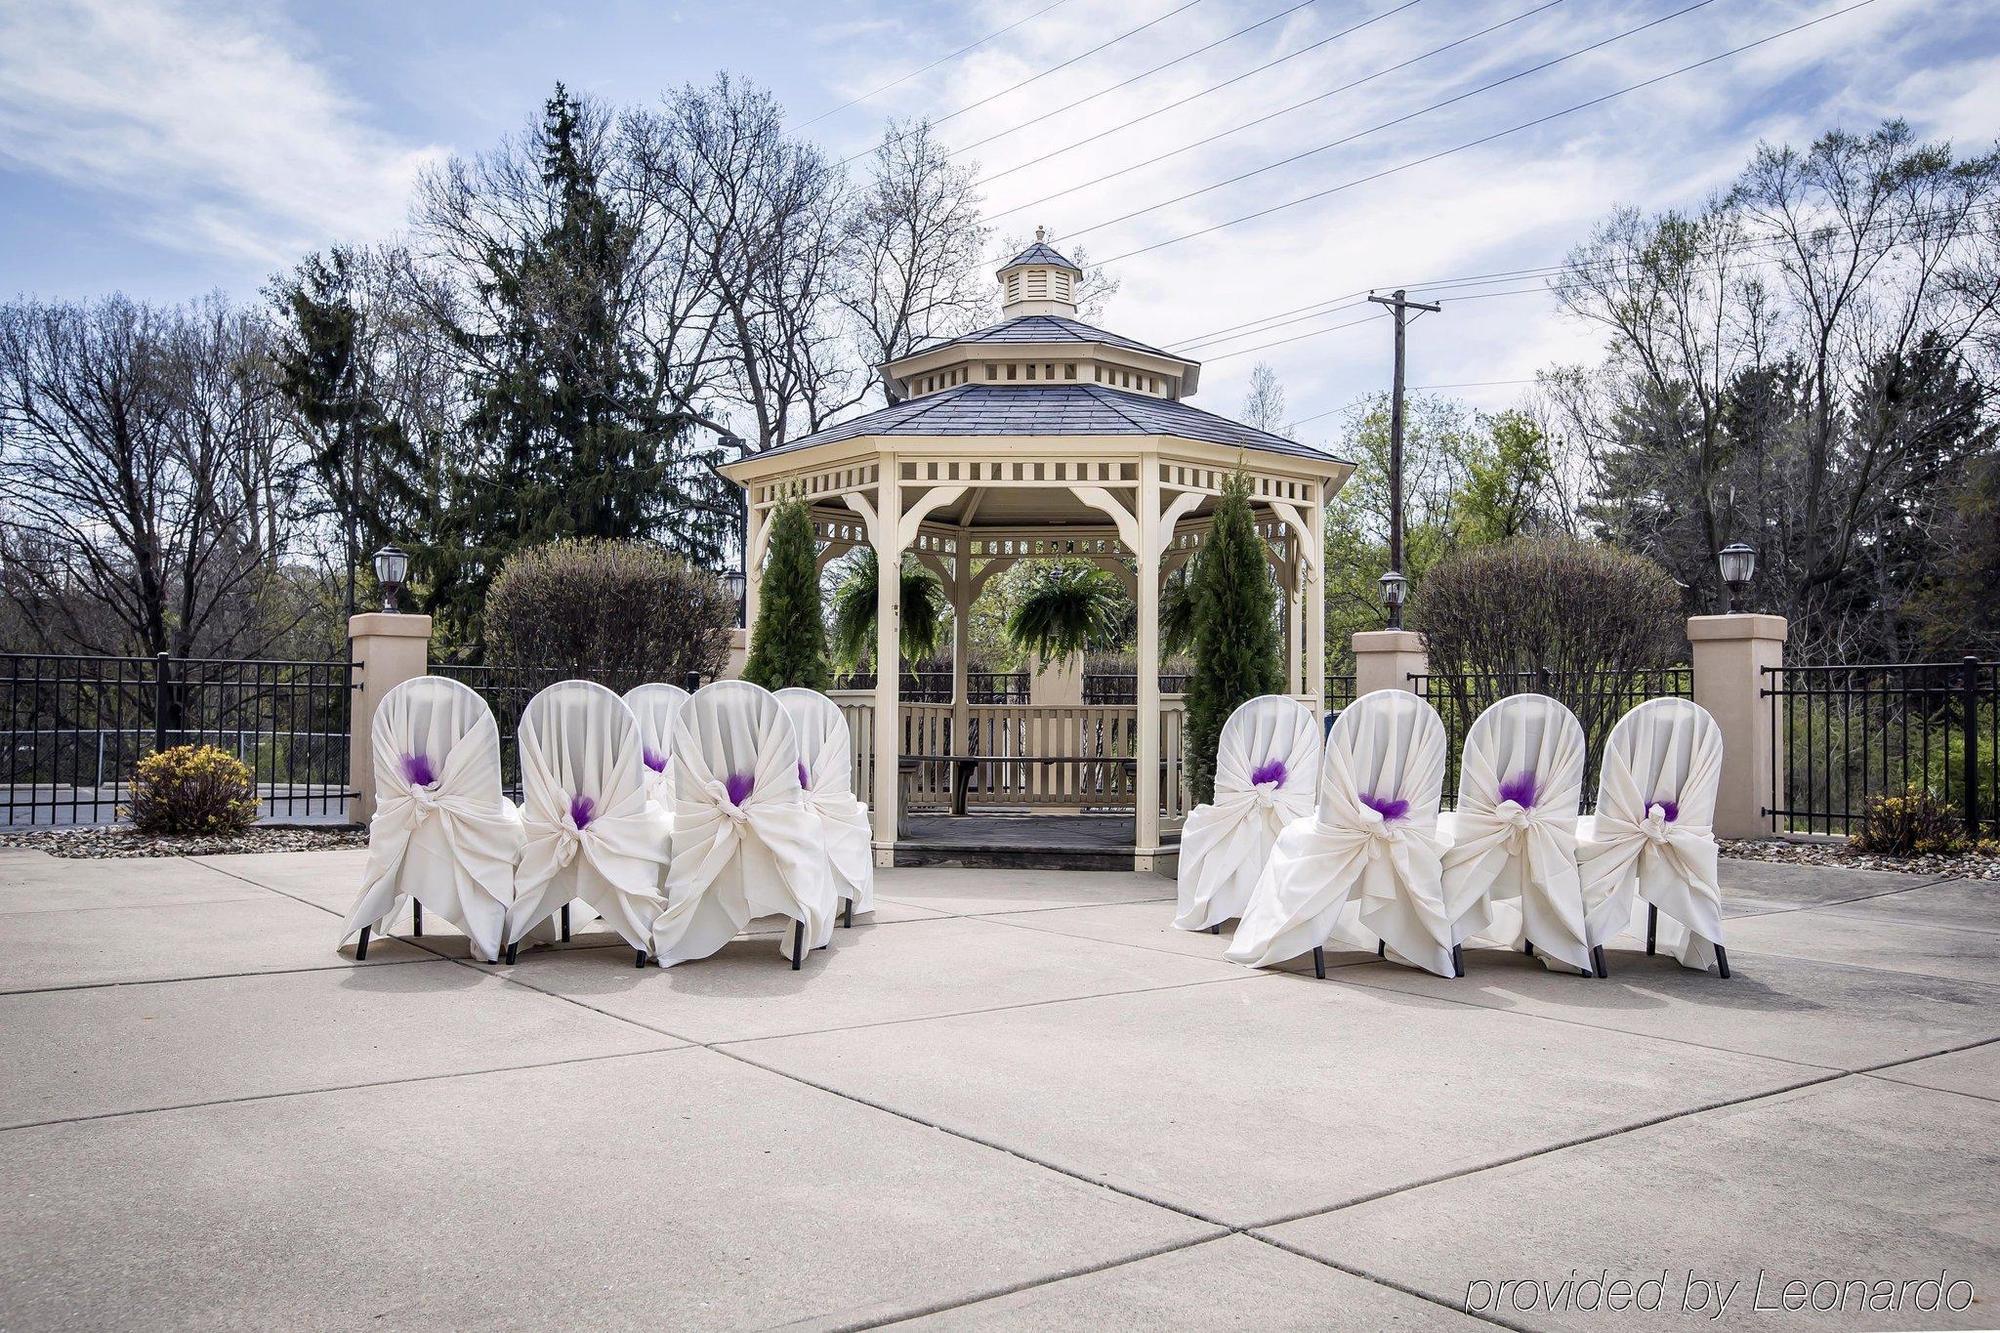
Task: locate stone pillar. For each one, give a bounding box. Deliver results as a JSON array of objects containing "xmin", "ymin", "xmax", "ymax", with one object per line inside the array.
[
  {"xmin": 346, "ymin": 612, "xmax": 431, "ymax": 825},
  {"xmin": 1351, "ymin": 629, "xmax": 1425, "ymax": 699},
  {"xmin": 1688, "ymin": 613, "xmax": 1787, "ymax": 840},
  {"xmin": 1028, "ymin": 653, "xmax": 1084, "ymax": 707},
  {"xmin": 722, "ymin": 627, "xmax": 748, "ymax": 680}
]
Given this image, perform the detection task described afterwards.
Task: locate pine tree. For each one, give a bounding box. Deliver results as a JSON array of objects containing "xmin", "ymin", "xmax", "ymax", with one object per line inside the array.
[
  {"xmin": 1185, "ymin": 471, "xmax": 1283, "ymax": 803},
  {"xmin": 271, "ymin": 247, "xmax": 421, "ymax": 615},
  {"xmin": 741, "ymin": 499, "xmax": 831, "ymax": 691},
  {"xmin": 445, "ymin": 84, "xmax": 681, "ymax": 641}
]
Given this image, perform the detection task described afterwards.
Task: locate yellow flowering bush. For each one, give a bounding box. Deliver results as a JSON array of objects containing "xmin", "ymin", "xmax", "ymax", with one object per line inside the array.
[
  {"xmin": 1852, "ymin": 788, "xmax": 1968, "ymax": 856},
  {"xmin": 126, "ymin": 744, "xmax": 260, "ymax": 835}
]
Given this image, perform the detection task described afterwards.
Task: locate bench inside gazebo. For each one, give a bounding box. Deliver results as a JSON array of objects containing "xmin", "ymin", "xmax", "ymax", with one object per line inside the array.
[{"xmin": 722, "ymin": 234, "xmax": 1351, "ymax": 871}]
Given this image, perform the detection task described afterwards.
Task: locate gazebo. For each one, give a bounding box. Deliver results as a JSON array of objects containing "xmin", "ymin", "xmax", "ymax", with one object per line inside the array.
[{"xmin": 722, "ymin": 233, "xmax": 1352, "ymax": 870}]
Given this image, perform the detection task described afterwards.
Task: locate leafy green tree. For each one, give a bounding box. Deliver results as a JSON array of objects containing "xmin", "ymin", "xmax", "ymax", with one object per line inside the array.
[
  {"xmin": 742, "ymin": 499, "xmax": 830, "ymax": 691},
  {"xmin": 1186, "ymin": 472, "xmax": 1283, "ymax": 803},
  {"xmin": 829, "ymin": 548, "xmax": 947, "ymax": 672}
]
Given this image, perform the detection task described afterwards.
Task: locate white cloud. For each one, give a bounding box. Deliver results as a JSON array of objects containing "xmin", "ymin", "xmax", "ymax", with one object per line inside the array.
[
  {"xmin": 810, "ymin": 0, "xmax": 2000, "ymax": 442},
  {"xmin": 0, "ymin": 0, "xmax": 442, "ymax": 269}
]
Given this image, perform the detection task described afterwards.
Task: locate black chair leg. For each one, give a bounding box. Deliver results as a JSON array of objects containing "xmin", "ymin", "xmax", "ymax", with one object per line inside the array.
[
  {"xmin": 1312, "ymin": 945, "xmax": 1326, "ymax": 980},
  {"xmin": 412, "ymin": 901, "xmax": 423, "ymax": 937},
  {"xmin": 1452, "ymin": 944, "xmax": 1465, "ymax": 978},
  {"xmin": 355, "ymin": 926, "xmax": 369, "ymax": 961},
  {"xmin": 791, "ymin": 918, "xmax": 805, "ymax": 971},
  {"xmin": 1592, "ymin": 944, "xmax": 1609, "ymax": 979},
  {"xmin": 843, "ymin": 898, "xmax": 853, "ymax": 929},
  {"xmin": 1646, "ymin": 903, "xmax": 1657, "ymax": 955},
  {"xmin": 1377, "ymin": 939, "xmax": 1386, "ymax": 959},
  {"xmin": 505, "ymin": 941, "xmax": 518, "ymax": 965},
  {"xmin": 634, "ymin": 947, "xmax": 647, "ymax": 969},
  {"xmin": 1210, "ymin": 924, "xmax": 1220, "ymax": 935},
  {"xmin": 1715, "ymin": 944, "xmax": 1731, "ymax": 979},
  {"xmin": 1524, "ymin": 940, "xmax": 1535, "ymax": 959},
  {"xmin": 561, "ymin": 903, "xmax": 570, "ymax": 942}
]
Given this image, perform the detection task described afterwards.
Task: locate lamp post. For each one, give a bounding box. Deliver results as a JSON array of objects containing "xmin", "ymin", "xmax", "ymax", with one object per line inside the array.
[
  {"xmin": 1378, "ymin": 569, "xmax": 1409, "ymax": 631},
  {"xmin": 372, "ymin": 544, "xmax": 410, "ymax": 614},
  {"xmin": 1718, "ymin": 542, "xmax": 1756, "ymax": 614},
  {"xmin": 724, "ymin": 570, "xmax": 747, "ymax": 628}
]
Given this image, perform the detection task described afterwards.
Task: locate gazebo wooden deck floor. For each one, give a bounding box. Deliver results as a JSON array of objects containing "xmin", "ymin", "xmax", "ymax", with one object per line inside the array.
[{"xmin": 896, "ymin": 814, "xmax": 1177, "ymax": 871}]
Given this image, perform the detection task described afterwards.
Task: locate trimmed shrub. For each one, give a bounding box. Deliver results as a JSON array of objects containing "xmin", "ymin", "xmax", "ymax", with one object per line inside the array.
[
  {"xmin": 1185, "ymin": 472, "xmax": 1283, "ymax": 804},
  {"xmin": 742, "ymin": 498, "xmax": 831, "ymax": 692},
  {"xmin": 127, "ymin": 744, "xmax": 260, "ymax": 835},
  {"xmin": 1852, "ymin": 788, "xmax": 1970, "ymax": 855},
  {"xmin": 483, "ymin": 538, "xmax": 731, "ymax": 689},
  {"xmin": 1414, "ymin": 537, "xmax": 1684, "ymax": 756}
]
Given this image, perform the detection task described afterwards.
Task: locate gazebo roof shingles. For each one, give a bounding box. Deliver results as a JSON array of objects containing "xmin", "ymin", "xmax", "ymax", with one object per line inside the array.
[
  {"xmin": 755, "ymin": 382, "xmax": 1345, "ymax": 464},
  {"xmin": 908, "ymin": 313, "xmax": 1185, "ymax": 361}
]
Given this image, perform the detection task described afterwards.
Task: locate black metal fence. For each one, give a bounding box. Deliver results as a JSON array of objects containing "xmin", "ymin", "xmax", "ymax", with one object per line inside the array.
[
  {"xmin": 1410, "ymin": 667, "xmax": 1695, "ymax": 812},
  {"xmin": 2, "ymin": 653, "xmax": 356, "ymax": 827},
  {"xmin": 1081, "ymin": 673, "xmax": 1192, "ymax": 704},
  {"xmin": 832, "ymin": 670, "xmax": 1029, "ymax": 703},
  {"xmin": 1762, "ymin": 657, "xmax": 1996, "ymax": 839}
]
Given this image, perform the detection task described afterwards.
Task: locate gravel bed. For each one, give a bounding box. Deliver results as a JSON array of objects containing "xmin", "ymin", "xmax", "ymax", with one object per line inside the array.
[
  {"xmin": 0, "ymin": 825, "xmax": 368, "ymax": 859},
  {"xmin": 1722, "ymin": 838, "xmax": 1999, "ymax": 881},
  {"xmin": 6, "ymin": 823, "xmax": 1992, "ymax": 881}
]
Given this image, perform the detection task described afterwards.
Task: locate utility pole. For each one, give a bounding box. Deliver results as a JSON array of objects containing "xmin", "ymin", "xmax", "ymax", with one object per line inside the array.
[{"xmin": 1366, "ymin": 288, "xmax": 1440, "ymax": 629}]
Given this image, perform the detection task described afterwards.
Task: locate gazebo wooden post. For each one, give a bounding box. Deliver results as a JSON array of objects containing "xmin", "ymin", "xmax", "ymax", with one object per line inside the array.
[
  {"xmin": 1305, "ymin": 483, "xmax": 1327, "ymax": 708},
  {"xmin": 950, "ymin": 537, "xmax": 971, "ymax": 757},
  {"xmin": 1134, "ymin": 463, "xmax": 1164, "ymax": 868},
  {"xmin": 871, "ymin": 461, "xmax": 903, "ymax": 864},
  {"xmin": 743, "ymin": 497, "xmax": 768, "ymax": 651}
]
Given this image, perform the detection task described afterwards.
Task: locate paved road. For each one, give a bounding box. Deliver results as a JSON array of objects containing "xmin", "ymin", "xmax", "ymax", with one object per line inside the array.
[{"xmin": 0, "ymin": 849, "xmax": 1994, "ymax": 1329}]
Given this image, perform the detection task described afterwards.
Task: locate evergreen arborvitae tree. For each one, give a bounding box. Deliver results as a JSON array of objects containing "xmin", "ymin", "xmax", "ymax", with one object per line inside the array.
[
  {"xmin": 1185, "ymin": 471, "xmax": 1283, "ymax": 803},
  {"xmin": 741, "ymin": 499, "xmax": 831, "ymax": 691}
]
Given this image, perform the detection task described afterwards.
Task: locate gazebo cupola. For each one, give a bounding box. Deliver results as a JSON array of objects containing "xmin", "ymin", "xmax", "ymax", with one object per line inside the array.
[
  {"xmin": 997, "ymin": 227, "xmax": 1083, "ymax": 316},
  {"xmin": 885, "ymin": 229, "xmax": 1202, "ymax": 403}
]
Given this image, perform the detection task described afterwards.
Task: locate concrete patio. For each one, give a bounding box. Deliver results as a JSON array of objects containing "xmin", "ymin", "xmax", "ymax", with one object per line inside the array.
[{"xmin": 1, "ymin": 847, "xmax": 1994, "ymax": 1330}]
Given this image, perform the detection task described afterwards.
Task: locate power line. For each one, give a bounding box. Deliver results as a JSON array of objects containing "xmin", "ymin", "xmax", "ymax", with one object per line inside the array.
[
  {"xmin": 974, "ymin": 0, "xmax": 1432, "ymax": 191},
  {"xmin": 840, "ymin": 0, "xmax": 1211, "ymax": 167},
  {"xmin": 1061, "ymin": 0, "xmax": 1719, "ymax": 249},
  {"xmin": 983, "ymin": 0, "xmax": 1558, "ymax": 208},
  {"xmin": 798, "ymin": 0, "xmax": 1079, "ymax": 128},
  {"xmin": 1095, "ymin": 0, "xmax": 1885, "ymax": 266},
  {"xmin": 1172, "ymin": 194, "xmax": 2000, "ymax": 352},
  {"xmin": 949, "ymin": 0, "xmax": 1328, "ymax": 163}
]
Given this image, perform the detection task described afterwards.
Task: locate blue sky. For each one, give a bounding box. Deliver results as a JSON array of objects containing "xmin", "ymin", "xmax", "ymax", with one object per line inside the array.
[{"xmin": 3, "ymin": 0, "xmax": 1996, "ymax": 441}]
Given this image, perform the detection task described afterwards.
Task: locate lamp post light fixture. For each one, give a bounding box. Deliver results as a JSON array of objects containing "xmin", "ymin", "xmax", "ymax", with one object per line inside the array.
[
  {"xmin": 1379, "ymin": 569, "xmax": 1409, "ymax": 630},
  {"xmin": 372, "ymin": 544, "xmax": 410, "ymax": 614},
  {"xmin": 1718, "ymin": 542, "xmax": 1757, "ymax": 614},
  {"xmin": 723, "ymin": 569, "xmax": 748, "ymax": 628}
]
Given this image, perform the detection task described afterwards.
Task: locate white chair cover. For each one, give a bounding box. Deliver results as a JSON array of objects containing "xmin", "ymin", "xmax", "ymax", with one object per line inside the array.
[
  {"xmin": 1228, "ymin": 690, "xmax": 1455, "ymax": 976},
  {"xmin": 1579, "ymin": 698, "xmax": 1726, "ymax": 970},
  {"xmin": 651, "ymin": 681, "xmax": 836, "ymax": 966},
  {"xmin": 340, "ymin": 676, "xmax": 520, "ymax": 962},
  {"xmin": 775, "ymin": 687, "xmax": 874, "ymax": 917},
  {"xmin": 623, "ymin": 682, "xmax": 690, "ymax": 811},
  {"xmin": 1441, "ymin": 694, "xmax": 1592, "ymax": 974},
  {"xmin": 506, "ymin": 680, "xmax": 671, "ymax": 954},
  {"xmin": 1173, "ymin": 695, "xmax": 1320, "ymax": 932}
]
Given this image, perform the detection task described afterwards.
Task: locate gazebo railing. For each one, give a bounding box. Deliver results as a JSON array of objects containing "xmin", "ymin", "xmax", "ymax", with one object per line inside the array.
[{"xmin": 830, "ymin": 693, "xmax": 1191, "ymax": 821}]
